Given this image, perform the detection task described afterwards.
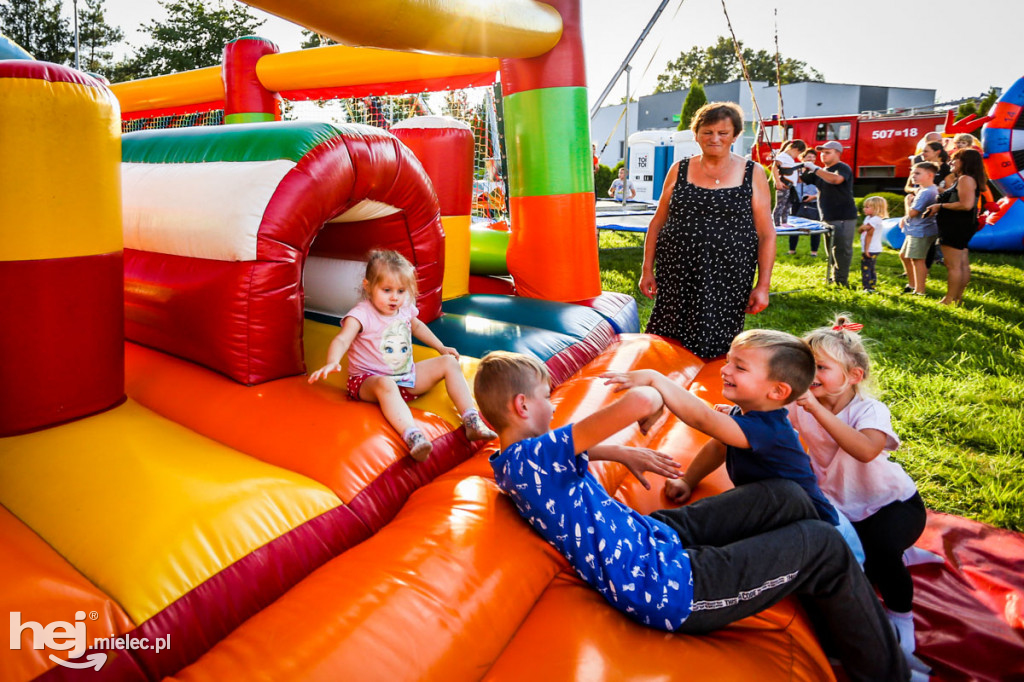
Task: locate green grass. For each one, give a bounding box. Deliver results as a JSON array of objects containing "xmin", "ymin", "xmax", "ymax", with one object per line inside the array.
[{"xmin": 598, "ymin": 231, "xmax": 1024, "ymax": 531}]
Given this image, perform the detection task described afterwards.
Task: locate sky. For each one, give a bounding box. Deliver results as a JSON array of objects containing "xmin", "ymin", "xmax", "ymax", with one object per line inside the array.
[{"xmin": 91, "ymin": 0, "xmax": 1021, "ymax": 109}]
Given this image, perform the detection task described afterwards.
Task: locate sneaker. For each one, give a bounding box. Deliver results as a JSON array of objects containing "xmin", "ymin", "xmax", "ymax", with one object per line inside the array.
[
  {"xmin": 463, "ymin": 412, "xmax": 497, "ymax": 441},
  {"xmin": 902, "ymin": 285, "xmax": 914, "ymax": 294},
  {"xmin": 404, "ymin": 429, "xmax": 432, "ymax": 462},
  {"xmin": 810, "ymin": 251, "xmax": 818, "ymax": 256},
  {"xmin": 863, "ymin": 288, "xmax": 876, "ymax": 294},
  {"xmin": 787, "ymin": 250, "xmax": 796, "ymax": 255}
]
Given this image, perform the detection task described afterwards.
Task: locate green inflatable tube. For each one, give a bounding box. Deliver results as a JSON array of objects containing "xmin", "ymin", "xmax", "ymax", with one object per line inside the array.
[{"xmin": 469, "ymin": 224, "xmax": 509, "ymax": 276}]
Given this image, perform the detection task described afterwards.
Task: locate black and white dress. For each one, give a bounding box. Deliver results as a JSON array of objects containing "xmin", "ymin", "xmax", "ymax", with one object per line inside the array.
[{"xmin": 646, "ymin": 158, "xmax": 759, "ymax": 360}]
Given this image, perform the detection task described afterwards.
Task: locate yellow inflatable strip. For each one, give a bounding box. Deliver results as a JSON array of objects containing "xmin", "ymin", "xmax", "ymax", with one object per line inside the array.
[
  {"xmin": 243, "ymin": 0, "xmax": 561, "ymax": 58},
  {"xmin": 0, "ymin": 77, "xmax": 121, "ymax": 261},
  {"xmin": 0, "ymin": 399, "xmax": 342, "ymax": 624},
  {"xmin": 259, "ymin": 46, "xmax": 498, "ymax": 94}
]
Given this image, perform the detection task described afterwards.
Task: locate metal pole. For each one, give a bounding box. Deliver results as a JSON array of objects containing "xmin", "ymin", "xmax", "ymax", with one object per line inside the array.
[
  {"xmin": 622, "ymin": 65, "xmax": 630, "ymax": 206},
  {"xmin": 73, "ymin": 0, "xmax": 80, "ymax": 70},
  {"xmin": 589, "ymin": 0, "xmax": 672, "ymax": 119}
]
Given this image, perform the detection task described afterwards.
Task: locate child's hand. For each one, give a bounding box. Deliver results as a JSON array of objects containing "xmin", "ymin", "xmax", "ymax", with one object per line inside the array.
[
  {"xmin": 664, "ymin": 476, "xmax": 692, "ymax": 504},
  {"xmin": 614, "ymin": 446, "xmax": 681, "ymax": 490},
  {"xmin": 438, "ymin": 345, "xmax": 460, "ymax": 359},
  {"xmin": 794, "ymin": 390, "xmax": 822, "ymax": 413},
  {"xmin": 308, "ymin": 363, "xmax": 342, "ymax": 384},
  {"xmin": 601, "ymin": 370, "xmax": 655, "ymax": 392},
  {"xmin": 713, "ymin": 403, "xmax": 733, "ymax": 414}
]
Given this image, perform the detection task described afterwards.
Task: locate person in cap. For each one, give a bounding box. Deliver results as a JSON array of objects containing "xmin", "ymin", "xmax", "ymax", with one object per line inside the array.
[{"xmin": 801, "ymin": 141, "xmax": 858, "ymax": 287}]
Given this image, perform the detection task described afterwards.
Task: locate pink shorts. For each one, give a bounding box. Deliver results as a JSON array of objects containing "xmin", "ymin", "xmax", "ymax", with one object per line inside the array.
[{"xmin": 347, "ymin": 373, "xmax": 418, "ymax": 402}]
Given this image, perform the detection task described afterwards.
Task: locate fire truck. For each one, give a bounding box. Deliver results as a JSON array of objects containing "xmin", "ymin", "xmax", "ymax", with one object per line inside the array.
[{"xmin": 753, "ymin": 112, "xmax": 948, "ymax": 192}]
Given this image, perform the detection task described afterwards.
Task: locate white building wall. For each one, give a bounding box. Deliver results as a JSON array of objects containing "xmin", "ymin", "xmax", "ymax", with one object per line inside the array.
[{"xmin": 591, "ymin": 102, "xmax": 639, "ymax": 167}]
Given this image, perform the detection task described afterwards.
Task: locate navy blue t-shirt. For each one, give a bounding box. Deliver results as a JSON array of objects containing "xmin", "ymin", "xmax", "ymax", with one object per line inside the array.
[{"xmin": 725, "ymin": 407, "xmax": 839, "ymax": 525}]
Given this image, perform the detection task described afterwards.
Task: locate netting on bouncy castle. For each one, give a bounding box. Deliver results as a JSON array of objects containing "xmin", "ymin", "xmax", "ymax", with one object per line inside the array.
[
  {"xmin": 121, "ymin": 86, "xmax": 508, "ymax": 222},
  {"xmin": 123, "ymin": 108, "xmax": 225, "ymax": 133},
  {"xmin": 284, "ymin": 86, "xmax": 508, "ymax": 221}
]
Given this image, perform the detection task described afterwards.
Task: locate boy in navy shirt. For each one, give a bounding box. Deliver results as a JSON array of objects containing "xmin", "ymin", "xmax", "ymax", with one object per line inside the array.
[{"xmin": 476, "ymin": 348, "xmax": 907, "ymax": 682}]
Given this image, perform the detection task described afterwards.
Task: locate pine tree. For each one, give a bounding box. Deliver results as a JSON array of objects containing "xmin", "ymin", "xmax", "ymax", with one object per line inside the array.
[
  {"xmin": 678, "ymin": 82, "xmax": 707, "ymax": 131},
  {"xmin": 0, "ymin": 0, "xmax": 73, "ymax": 64},
  {"xmin": 77, "ymin": 0, "xmax": 123, "ymax": 76}
]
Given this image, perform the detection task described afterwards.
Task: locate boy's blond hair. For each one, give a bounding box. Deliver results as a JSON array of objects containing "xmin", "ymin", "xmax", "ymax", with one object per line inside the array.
[
  {"xmin": 863, "ymin": 195, "xmax": 889, "ymax": 219},
  {"xmin": 473, "ymin": 351, "xmax": 551, "ymax": 430},
  {"xmin": 731, "ymin": 329, "xmax": 815, "ymax": 402}
]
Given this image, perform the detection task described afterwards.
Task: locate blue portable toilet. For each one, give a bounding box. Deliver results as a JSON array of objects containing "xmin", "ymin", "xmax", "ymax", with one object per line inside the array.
[{"xmin": 628, "ymin": 130, "xmax": 674, "ymax": 202}]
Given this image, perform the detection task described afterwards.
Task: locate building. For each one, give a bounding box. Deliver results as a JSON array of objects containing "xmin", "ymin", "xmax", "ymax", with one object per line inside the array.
[{"xmin": 591, "ymin": 80, "xmax": 937, "ymax": 165}]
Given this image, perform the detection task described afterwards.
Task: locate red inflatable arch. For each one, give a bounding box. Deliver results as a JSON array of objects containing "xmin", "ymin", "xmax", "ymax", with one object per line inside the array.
[{"xmin": 121, "ymin": 121, "xmax": 444, "ymax": 385}]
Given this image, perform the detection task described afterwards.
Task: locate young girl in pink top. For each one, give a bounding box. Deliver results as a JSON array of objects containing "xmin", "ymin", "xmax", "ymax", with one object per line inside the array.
[
  {"xmin": 309, "ymin": 250, "xmax": 495, "ymax": 461},
  {"xmin": 787, "ymin": 314, "xmax": 929, "ymax": 674}
]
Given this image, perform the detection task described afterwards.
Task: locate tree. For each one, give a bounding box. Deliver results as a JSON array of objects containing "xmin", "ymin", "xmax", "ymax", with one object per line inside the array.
[
  {"xmin": 78, "ymin": 0, "xmax": 123, "ymax": 76},
  {"xmin": 121, "ymin": 0, "xmax": 264, "ymax": 79},
  {"xmin": 678, "ymin": 82, "xmax": 706, "ymax": 131},
  {"xmin": 300, "ymin": 29, "xmax": 335, "ymax": 49},
  {"xmin": 655, "ymin": 36, "xmax": 823, "ymax": 93},
  {"xmin": 0, "ymin": 0, "xmax": 72, "ymax": 64}
]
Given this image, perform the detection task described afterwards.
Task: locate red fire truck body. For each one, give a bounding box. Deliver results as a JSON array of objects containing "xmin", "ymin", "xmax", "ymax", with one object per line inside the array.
[{"xmin": 755, "ymin": 112, "xmax": 947, "ymax": 190}]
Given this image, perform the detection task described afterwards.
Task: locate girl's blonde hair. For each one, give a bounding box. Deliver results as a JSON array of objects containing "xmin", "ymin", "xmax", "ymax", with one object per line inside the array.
[
  {"xmin": 803, "ymin": 313, "xmax": 874, "ymax": 396},
  {"xmin": 363, "ymin": 249, "xmax": 418, "ymax": 301},
  {"xmin": 863, "ymin": 195, "xmax": 889, "ymax": 219}
]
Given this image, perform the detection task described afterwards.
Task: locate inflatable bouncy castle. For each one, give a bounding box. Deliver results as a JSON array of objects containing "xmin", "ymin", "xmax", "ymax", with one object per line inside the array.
[
  {"xmin": 2, "ymin": 3, "xmax": 1023, "ymax": 681},
  {"xmin": 980, "ymin": 76, "xmax": 1024, "ymax": 251}
]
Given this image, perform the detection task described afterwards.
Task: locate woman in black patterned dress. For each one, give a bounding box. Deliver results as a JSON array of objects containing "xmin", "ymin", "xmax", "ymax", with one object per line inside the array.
[{"xmin": 639, "ymin": 102, "xmax": 775, "ymax": 359}]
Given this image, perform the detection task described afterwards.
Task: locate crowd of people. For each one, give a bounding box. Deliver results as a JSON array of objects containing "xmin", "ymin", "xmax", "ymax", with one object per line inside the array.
[{"xmin": 765, "ymin": 130, "xmax": 988, "ymax": 304}]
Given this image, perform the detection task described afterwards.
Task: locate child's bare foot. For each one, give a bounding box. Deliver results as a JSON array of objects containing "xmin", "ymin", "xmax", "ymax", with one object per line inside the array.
[
  {"xmin": 404, "ymin": 428, "xmax": 432, "ymax": 462},
  {"xmin": 638, "ymin": 405, "xmax": 665, "ymax": 435},
  {"xmin": 463, "ymin": 411, "xmax": 497, "ymax": 441}
]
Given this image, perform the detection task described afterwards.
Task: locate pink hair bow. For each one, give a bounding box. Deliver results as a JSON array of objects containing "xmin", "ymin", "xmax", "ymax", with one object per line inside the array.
[{"xmin": 833, "ymin": 322, "xmax": 864, "ymax": 332}]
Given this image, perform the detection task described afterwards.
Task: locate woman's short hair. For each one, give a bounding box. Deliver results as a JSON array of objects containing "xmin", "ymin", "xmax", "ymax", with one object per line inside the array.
[{"xmin": 690, "ymin": 101, "xmax": 744, "ymax": 136}]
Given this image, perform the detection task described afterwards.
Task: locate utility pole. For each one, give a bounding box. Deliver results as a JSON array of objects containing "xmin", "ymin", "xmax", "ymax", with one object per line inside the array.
[{"xmin": 72, "ymin": 0, "xmax": 80, "ymax": 70}]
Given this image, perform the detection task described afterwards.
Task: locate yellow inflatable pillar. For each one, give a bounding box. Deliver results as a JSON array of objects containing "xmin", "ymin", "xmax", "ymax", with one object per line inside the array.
[{"xmin": 0, "ymin": 62, "xmax": 123, "ymax": 435}]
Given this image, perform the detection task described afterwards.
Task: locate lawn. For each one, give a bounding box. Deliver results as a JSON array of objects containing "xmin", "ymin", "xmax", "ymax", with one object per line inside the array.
[{"xmin": 598, "ymin": 230, "xmax": 1024, "ymax": 532}]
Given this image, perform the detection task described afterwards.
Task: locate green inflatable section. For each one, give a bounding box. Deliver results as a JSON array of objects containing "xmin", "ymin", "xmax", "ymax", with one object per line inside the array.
[
  {"xmin": 469, "ymin": 225, "xmax": 510, "ymax": 276},
  {"xmin": 503, "ymin": 87, "xmax": 592, "ymax": 197},
  {"xmin": 122, "ymin": 120, "xmax": 359, "ymax": 164}
]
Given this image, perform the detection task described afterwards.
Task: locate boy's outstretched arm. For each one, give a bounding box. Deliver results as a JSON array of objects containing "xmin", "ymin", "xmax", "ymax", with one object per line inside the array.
[
  {"xmin": 308, "ymin": 316, "xmax": 361, "ymax": 383},
  {"xmin": 571, "ymin": 386, "xmax": 665, "ymax": 455},
  {"xmin": 602, "ymin": 370, "xmax": 749, "ymax": 449},
  {"xmin": 589, "ymin": 444, "xmax": 680, "ymax": 490},
  {"xmin": 664, "ymin": 438, "xmax": 726, "ymax": 504}
]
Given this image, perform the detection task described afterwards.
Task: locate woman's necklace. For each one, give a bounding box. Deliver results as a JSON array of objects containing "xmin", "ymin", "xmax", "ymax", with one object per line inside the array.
[{"xmin": 699, "ymin": 155, "xmax": 733, "ymax": 185}]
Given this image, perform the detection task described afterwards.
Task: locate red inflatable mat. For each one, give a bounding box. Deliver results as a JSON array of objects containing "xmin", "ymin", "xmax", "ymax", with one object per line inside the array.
[{"xmin": 911, "ymin": 511, "xmax": 1024, "ymax": 681}]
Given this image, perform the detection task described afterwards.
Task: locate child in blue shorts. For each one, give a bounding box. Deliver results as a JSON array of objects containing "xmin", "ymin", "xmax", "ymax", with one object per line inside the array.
[{"xmin": 475, "ymin": 347, "xmax": 908, "ymax": 682}]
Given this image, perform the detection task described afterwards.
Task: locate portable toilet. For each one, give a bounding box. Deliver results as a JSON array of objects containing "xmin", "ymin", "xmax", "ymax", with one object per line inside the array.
[
  {"xmin": 672, "ymin": 130, "xmax": 701, "ymax": 163},
  {"xmin": 628, "ymin": 130, "xmax": 674, "ymax": 202}
]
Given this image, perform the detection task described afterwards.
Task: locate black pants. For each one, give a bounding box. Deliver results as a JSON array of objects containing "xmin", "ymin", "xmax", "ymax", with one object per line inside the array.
[
  {"xmin": 652, "ymin": 480, "xmax": 908, "ymax": 682},
  {"xmin": 861, "ymin": 253, "xmax": 878, "ymax": 290},
  {"xmin": 789, "ymin": 233, "xmax": 822, "ymax": 252},
  {"xmin": 853, "ymin": 492, "xmax": 927, "ymax": 613}
]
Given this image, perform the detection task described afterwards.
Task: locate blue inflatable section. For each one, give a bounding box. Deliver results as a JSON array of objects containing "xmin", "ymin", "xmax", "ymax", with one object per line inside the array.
[
  {"xmin": 977, "ymin": 75, "xmax": 1024, "ymax": 251},
  {"xmin": 0, "ymin": 34, "xmax": 33, "ymax": 60},
  {"xmin": 971, "ymin": 199, "xmax": 1024, "ymax": 251}
]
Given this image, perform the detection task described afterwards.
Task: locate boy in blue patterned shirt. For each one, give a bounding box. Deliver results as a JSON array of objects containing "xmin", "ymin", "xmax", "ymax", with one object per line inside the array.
[{"xmin": 475, "ymin": 349, "xmax": 908, "ymax": 682}]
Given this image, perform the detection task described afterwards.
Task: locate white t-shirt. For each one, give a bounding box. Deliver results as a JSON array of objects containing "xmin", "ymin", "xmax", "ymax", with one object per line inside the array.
[
  {"xmin": 787, "ymin": 395, "xmax": 917, "ymax": 522},
  {"xmin": 344, "ymin": 300, "xmax": 417, "ymax": 386},
  {"xmin": 861, "ymin": 215, "xmax": 885, "ymax": 254},
  {"xmin": 775, "ymin": 151, "xmax": 800, "ymax": 186}
]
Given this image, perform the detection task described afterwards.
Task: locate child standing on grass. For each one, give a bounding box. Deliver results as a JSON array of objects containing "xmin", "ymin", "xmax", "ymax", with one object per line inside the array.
[
  {"xmin": 787, "ymin": 315, "xmax": 929, "ymax": 675},
  {"xmin": 859, "ymin": 196, "xmax": 888, "ymax": 293},
  {"xmin": 899, "ymin": 163, "xmax": 939, "ymax": 295},
  {"xmin": 309, "ymin": 250, "xmax": 495, "ymax": 461},
  {"xmin": 475, "ymin": 350, "xmax": 908, "ymax": 682}
]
